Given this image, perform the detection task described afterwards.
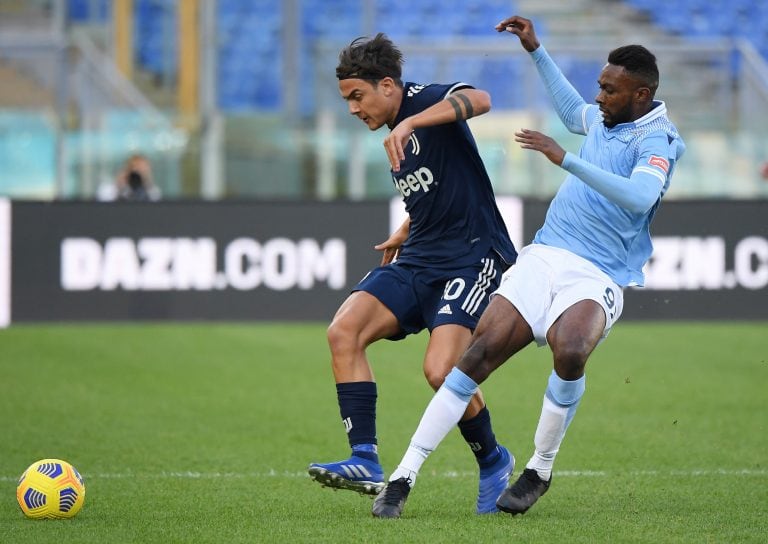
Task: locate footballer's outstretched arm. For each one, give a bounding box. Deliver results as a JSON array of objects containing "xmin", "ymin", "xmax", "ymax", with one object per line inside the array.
[
  {"xmin": 410, "ymin": 87, "xmax": 491, "ymax": 128},
  {"xmin": 515, "ymin": 128, "xmax": 670, "ymax": 213},
  {"xmin": 498, "ymin": 15, "xmax": 588, "ymax": 135}
]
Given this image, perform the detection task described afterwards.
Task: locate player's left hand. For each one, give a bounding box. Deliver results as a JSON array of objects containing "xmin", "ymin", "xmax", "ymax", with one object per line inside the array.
[
  {"xmin": 384, "ymin": 119, "xmax": 414, "ymax": 172},
  {"xmin": 374, "ymin": 220, "xmax": 409, "ymax": 264},
  {"xmin": 374, "ymin": 237, "xmax": 403, "ymax": 265},
  {"xmin": 495, "ymin": 15, "xmax": 540, "ymax": 52},
  {"xmin": 515, "ymin": 128, "xmax": 566, "ymax": 165}
]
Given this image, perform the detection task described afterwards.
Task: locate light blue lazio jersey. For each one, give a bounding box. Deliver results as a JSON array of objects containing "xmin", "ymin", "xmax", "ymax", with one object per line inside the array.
[{"xmin": 529, "ymin": 46, "xmax": 686, "ymax": 287}]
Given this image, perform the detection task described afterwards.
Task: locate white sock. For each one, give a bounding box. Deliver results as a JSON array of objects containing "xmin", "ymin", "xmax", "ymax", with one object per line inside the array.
[
  {"xmin": 388, "ymin": 385, "xmax": 471, "ymax": 485},
  {"xmin": 525, "ymin": 371, "xmax": 585, "ymax": 481},
  {"xmin": 526, "ymin": 396, "xmax": 568, "ymax": 481}
]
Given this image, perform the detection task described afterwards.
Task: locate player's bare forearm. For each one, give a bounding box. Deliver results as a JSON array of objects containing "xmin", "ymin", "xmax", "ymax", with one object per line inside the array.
[
  {"xmin": 410, "ymin": 89, "xmax": 490, "ymax": 129},
  {"xmin": 385, "ymin": 89, "xmax": 489, "ymax": 171},
  {"xmin": 515, "ymin": 128, "xmax": 565, "ymax": 165},
  {"xmin": 445, "ymin": 90, "xmax": 490, "ymax": 122},
  {"xmin": 495, "ymin": 15, "xmax": 540, "ymax": 52}
]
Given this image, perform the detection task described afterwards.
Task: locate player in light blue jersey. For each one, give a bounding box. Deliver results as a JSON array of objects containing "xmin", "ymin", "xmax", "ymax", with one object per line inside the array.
[
  {"xmin": 372, "ymin": 15, "xmax": 685, "ymax": 518},
  {"xmin": 308, "ymin": 33, "xmax": 518, "ymax": 514}
]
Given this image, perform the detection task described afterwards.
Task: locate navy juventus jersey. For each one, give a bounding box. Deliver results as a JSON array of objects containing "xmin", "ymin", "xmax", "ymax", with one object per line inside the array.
[{"xmin": 391, "ymin": 82, "xmax": 517, "ymax": 269}]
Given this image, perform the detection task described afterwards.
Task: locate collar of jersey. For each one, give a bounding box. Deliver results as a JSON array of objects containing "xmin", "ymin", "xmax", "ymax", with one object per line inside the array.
[
  {"xmin": 391, "ymin": 81, "xmax": 417, "ymax": 129},
  {"xmin": 608, "ymin": 100, "xmax": 667, "ymax": 131},
  {"xmin": 603, "ymin": 100, "xmax": 667, "ymax": 138}
]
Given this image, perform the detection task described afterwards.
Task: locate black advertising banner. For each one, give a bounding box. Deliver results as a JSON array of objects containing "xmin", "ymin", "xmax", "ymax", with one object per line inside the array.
[
  {"xmin": 4, "ymin": 199, "xmax": 767, "ymax": 324},
  {"xmin": 10, "ymin": 201, "xmax": 387, "ymax": 322},
  {"xmin": 523, "ymin": 200, "xmax": 768, "ymax": 320},
  {"xmin": 627, "ymin": 200, "xmax": 768, "ymax": 319}
]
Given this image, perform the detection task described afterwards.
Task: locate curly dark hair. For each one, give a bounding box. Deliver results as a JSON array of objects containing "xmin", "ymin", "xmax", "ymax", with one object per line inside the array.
[
  {"xmin": 336, "ymin": 33, "xmax": 403, "ymax": 86},
  {"xmin": 607, "ymin": 45, "xmax": 659, "ymax": 96}
]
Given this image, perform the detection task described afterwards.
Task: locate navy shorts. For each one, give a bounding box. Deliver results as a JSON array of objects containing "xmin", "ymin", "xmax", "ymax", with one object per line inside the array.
[{"xmin": 353, "ymin": 250, "xmax": 507, "ymax": 340}]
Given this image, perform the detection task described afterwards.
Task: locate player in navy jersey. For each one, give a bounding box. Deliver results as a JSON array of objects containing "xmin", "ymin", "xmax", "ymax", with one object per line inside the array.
[
  {"xmin": 308, "ymin": 33, "xmax": 518, "ymax": 514},
  {"xmin": 372, "ymin": 16, "xmax": 686, "ymax": 518}
]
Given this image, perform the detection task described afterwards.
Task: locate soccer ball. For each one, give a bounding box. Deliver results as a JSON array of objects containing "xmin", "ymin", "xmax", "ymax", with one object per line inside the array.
[{"xmin": 16, "ymin": 459, "xmax": 86, "ymax": 519}]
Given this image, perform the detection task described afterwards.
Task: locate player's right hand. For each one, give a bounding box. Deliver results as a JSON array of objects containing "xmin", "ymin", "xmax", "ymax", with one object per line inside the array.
[
  {"xmin": 384, "ymin": 120, "xmax": 414, "ymax": 172},
  {"xmin": 495, "ymin": 15, "xmax": 540, "ymax": 53},
  {"xmin": 515, "ymin": 128, "xmax": 566, "ymax": 166}
]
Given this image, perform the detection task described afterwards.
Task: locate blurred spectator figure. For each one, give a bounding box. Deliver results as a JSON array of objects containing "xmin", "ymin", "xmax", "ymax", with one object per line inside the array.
[
  {"xmin": 97, "ymin": 154, "xmax": 161, "ymax": 201},
  {"xmin": 116, "ymin": 154, "xmax": 161, "ymax": 201},
  {"xmin": 760, "ymin": 161, "xmax": 768, "ymax": 181}
]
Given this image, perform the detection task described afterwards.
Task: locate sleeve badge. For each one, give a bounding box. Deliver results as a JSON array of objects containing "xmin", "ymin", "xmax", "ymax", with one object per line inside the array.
[{"xmin": 648, "ymin": 155, "xmax": 670, "ymax": 173}]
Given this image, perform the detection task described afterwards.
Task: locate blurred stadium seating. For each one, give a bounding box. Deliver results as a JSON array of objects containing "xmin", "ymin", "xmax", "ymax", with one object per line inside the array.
[
  {"xmin": 625, "ymin": 0, "xmax": 768, "ymax": 58},
  {"xmin": 114, "ymin": 0, "xmax": 768, "ymax": 113},
  {"xmin": 16, "ymin": 0, "xmax": 768, "ymax": 113},
  {"xmin": 59, "ymin": 0, "xmax": 768, "ymax": 116},
  {"xmin": 0, "ymin": 0, "xmax": 766, "ymax": 199}
]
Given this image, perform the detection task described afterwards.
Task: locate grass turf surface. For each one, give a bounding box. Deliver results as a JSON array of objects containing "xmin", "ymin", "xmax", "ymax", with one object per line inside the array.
[{"xmin": 0, "ymin": 322, "xmax": 766, "ymax": 543}]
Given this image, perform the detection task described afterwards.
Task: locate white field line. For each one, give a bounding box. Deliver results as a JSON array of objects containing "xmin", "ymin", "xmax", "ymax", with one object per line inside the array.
[{"xmin": 2, "ymin": 468, "xmax": 767, "ymax": 482}]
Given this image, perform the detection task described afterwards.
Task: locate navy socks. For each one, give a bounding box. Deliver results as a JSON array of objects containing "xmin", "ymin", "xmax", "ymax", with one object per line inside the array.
[
  {"xmin": 337, "ymin": 381, "xmax": 379, "ymax": 463},
  {"xmin": 458, "ymin": 406, "xmax": 500, "ymax": 468}
]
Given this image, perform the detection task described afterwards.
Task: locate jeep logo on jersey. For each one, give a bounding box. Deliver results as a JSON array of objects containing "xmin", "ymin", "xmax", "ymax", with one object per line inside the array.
[
  {"xmin": 393, "ymin": 166, "xmax": 434, "ymax": 197},
  {"xmin": 60, "ymin": 236, "xmax": 346, "ymax": 291}
]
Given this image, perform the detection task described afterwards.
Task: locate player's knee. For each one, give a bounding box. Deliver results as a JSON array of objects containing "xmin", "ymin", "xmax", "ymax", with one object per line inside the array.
[
  {"xmin": 423, "ymin": 366, "xmax": 448, "ymax": 391},
  {"xmin": 552, "ymin": 341, "xmax": 591, "ymax": 378},
  {"xmin": 326, "ymin": 317, "xmax": 359, "ymax": 357}
]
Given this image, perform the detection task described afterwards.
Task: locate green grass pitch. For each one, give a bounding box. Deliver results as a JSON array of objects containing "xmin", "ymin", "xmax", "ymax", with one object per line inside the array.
[{"xmin": 0, "ymin": 322, "xmax": 766, "ymax": 543}]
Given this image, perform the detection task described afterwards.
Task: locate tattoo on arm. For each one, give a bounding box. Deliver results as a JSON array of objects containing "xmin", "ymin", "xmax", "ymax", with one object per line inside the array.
[
  {"xmin": 446, "ymin": 93, "xmax": 475, "ymax": 121},
  {"xmin": 455, "ymin": 93, "xmax": 474, "ymax": 119},
  {"xmin": 447, "ymin": 96, "xmax": 463, "ymax": 120}
]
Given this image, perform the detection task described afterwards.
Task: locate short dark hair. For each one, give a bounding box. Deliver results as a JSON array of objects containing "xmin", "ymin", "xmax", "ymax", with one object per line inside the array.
[
  {"xmin": 607, "ymin": 45, "xmax": 659, "ymax": 95},
  {"xmin": 336, "ymin": 33, "xmax": 403, "ymax": 86}
]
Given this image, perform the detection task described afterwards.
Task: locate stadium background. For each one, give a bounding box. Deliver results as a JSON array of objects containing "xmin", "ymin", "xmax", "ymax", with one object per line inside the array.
[
  {"xmin": 0, "ymin": 0, "xmax": 767, "ymax": 325},
  {"xmin": 1, "ymin": 4, "xmax": 766, "ymax": 542}
]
